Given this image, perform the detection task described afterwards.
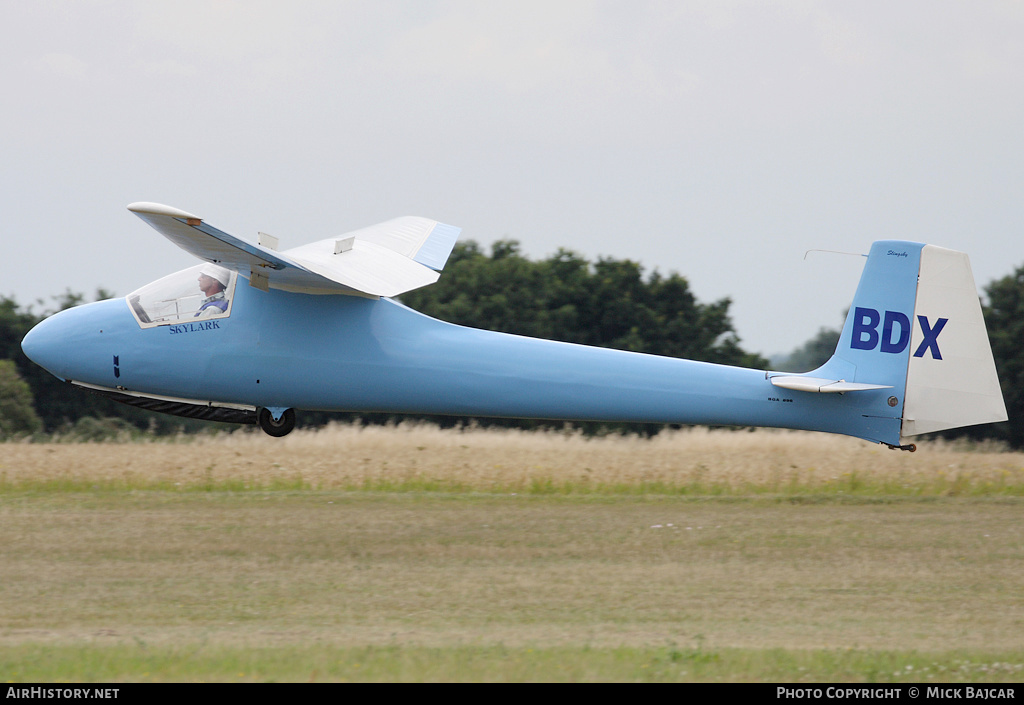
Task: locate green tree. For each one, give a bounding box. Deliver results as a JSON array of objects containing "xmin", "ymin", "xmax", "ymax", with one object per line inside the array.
[
  {"xmin": 402, "ymin": 240, "xmax": 768, "ymax": 367},
  {"xmin": 774, "ymin": 326, "xmax": 842, "ymax": 373},
  {"xmin": 0, "ymin": 295, "xmax": 39, "ymax": 361},
  {"xmin": 982, "ymin": 266, "xmax": 1024, "ymax": 448},
  {"xmin": 0, "ymin": 359, "xmax": 41, "ymax": 437}
]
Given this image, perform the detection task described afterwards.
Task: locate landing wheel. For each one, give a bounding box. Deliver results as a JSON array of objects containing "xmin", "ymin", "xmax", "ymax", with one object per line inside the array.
[{"xmin": 258, "ymin": 408, "xmax": 296, "ymax": 437}]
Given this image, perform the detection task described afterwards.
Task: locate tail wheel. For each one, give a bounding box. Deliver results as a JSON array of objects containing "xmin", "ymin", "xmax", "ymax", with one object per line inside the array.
[{"xmin": 258, "ymin": 408, "xmax": 296, "ymax": 437}]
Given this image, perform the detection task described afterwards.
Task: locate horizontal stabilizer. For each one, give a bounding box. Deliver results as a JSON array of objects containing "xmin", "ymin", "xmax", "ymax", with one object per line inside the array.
[
  {"xmin": 127, "ymin": 203, "xmax": 460, "ymax": 298},
  {"xmin": 769, "ymin": 375, "xmax": 893, "ymax": 393}
]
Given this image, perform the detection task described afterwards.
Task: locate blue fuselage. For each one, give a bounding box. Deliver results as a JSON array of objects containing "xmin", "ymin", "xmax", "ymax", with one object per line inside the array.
[{"xmin": 21, "ymin": 283, "xmax": 904, "ymax": 443}]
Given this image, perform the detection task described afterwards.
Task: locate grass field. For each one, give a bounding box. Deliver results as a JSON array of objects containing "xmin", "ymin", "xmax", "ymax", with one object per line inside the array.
[{"xmin": 2, "ymin": 424, "xmax": 1023, "ymax": 682}]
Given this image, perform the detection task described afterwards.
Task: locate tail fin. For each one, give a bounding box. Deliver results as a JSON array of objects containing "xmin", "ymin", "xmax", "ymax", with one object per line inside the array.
[{"xmin": 813, "ymin": 241, "xmax": 1006, "ymax": 445}]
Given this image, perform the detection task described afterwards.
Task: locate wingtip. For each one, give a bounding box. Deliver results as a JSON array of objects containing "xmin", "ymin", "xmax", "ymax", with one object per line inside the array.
[{"xmin": 127, "ymin": 202, "xmax": 201, "ymax": 221}]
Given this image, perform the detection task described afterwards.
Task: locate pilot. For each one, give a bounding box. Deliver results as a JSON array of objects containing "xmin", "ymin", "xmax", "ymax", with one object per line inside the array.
[{"xmin": 195, "ymin": 264, "xmax": 231, "ymax": 317}]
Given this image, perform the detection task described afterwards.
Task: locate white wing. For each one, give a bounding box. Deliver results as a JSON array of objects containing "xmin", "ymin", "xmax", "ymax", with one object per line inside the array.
[{"xmin": 127, "ymin": 203, "xmax": 460, "ymax": 298}]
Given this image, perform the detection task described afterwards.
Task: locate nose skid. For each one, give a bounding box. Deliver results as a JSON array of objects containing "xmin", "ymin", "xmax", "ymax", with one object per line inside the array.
[{"xmin": 21, "ymin": 300, "xmax": 135, "ymax": 384}]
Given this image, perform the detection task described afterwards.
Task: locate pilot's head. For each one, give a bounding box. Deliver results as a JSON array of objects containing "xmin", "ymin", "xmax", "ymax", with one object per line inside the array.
[{"xmin": 198, "ymin": 265, "xmax": 230, "ymax": 296}]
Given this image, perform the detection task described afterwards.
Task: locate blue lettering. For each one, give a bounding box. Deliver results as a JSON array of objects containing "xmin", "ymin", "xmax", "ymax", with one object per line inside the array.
[
  {"xmin": 914, "ymin": 316, "xmax": 948, "ymax": 359},
  {"xmin": 881, "ymin": 310, "xmax": 911, "ymax": 353},
  {"xmin": 850, "ymin": 308, "xmax": 945, "ymax": 358},
  {"xmin": 166, "ymin": 321, "xmax": 223, "ymax": 334},
  {"xmin": 851, "ymin": 307, "xmax": 880, "ymax": 350}
]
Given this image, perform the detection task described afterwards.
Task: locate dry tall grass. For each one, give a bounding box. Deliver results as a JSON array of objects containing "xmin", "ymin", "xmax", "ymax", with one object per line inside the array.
[{"xmin": 2, "ymin": 424, "xmax": 1022, "ymax": 495}]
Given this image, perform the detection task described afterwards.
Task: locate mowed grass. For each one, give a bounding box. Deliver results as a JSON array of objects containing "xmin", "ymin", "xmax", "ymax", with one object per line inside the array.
[
  {"xmin": 2, "ymin": 425, "xmax": 1023, "ymax": 681},
  {"xmin": 4, "ymin": 644, "xmax": 1023, "ymax": 683}
]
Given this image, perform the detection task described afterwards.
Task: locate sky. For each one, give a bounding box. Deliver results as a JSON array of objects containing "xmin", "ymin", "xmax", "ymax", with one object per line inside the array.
[{"xmin": 3, "ymin": 0, "xmax": 1023, "ymax": 357}]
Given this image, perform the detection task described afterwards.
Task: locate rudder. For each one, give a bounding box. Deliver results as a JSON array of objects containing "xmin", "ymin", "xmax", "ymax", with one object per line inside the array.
[{"xmin": 901, "ymin": 245, "xmax": 1007, "ymax": 437}]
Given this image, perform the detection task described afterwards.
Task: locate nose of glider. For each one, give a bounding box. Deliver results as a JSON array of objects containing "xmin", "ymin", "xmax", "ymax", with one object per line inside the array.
[
  {"xmin": 21, "ymin": 309, "xmax": 71, "ymax": 378},
  {"xmin": 21, "ymin": 299, "xmax": 130, "ymax": 382}
]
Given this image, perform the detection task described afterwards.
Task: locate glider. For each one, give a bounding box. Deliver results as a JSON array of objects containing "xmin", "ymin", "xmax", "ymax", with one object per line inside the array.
[{"xmin": 21, "ymin": 203, "xmax": 1007, "ymax": 448}]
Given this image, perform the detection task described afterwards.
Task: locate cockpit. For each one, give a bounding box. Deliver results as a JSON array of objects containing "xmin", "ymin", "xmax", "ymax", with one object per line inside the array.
[{"xmin": 127, "ymin": 264, "xmax": 237, "ymax": 328}]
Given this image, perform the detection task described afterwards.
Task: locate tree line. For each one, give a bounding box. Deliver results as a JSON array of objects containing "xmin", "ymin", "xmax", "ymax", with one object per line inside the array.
[{"xmin": 2, "ymin": 241, "xmax": 1022, "ymax": 446}]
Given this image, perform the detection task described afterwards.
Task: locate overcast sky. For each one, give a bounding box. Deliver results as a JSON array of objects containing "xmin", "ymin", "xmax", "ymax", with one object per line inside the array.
[{"xmin": 4, "ymin": 1, "xmax": 1022, "ymax": 356}]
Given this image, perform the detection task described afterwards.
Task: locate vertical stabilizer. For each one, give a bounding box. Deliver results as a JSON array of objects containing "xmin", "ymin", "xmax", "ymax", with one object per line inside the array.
[
  {"xmin": 818, "ymin": 242, "xmax": 924, "ymax": 392},
  {"xmin": 800, "ymin": 241, "xmax": 924, "ymax": 446}
]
